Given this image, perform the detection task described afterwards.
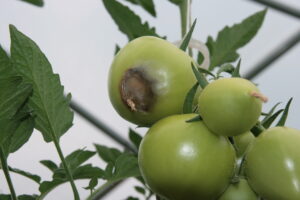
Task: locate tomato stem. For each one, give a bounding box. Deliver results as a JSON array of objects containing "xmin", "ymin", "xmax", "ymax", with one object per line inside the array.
[
  {"xmin": 0, "ymin": 147, "xmax": 18, "ymax": 200},
  {"xmin": 179, "ymin": 0, "xmax": 193, "ymax": 56},
  {"xmin": 52, "ymin": 137, "xmax": 80, "ymax": 200}
]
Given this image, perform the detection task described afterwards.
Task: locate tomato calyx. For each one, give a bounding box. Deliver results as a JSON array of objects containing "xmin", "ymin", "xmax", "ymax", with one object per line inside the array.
[{"xmin": 120, "ymin": 68, "xmax": 156, "ymax": 112}]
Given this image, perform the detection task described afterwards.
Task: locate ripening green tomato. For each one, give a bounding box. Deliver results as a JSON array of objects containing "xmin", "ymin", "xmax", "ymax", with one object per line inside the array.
[
  {"xmin": 218, "ymin": 179, "xmax": 258, "ymax": 200},
  {"xmin": 235, "ymin": 131, "xmax": 255, "ymax": 157},
  {"xmin": 198, "ymin": 78, "xmax": 264, "ymax": 136},
  {"xmin": 138, "ymin": 114, "xmax": 236, "ymax": 200},
  {"xmin": 245, "ymin": 127, "xmax": 300, "ymax": 200},
  {"xmin": 108, "ymin": 36, "xmax": 198, "ymax": 126}
]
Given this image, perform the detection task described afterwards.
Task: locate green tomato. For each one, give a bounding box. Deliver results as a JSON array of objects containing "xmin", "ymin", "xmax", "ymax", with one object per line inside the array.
[
  {"xmin": 235, "ymin": 131, "xmax": 255, "ymax": 157},
  {"xmin": 198, "ymin": 78, "xmax": 263, "ymax": 136},
  {"xmin": 108, "ymin": 36, "xmax": 198, "ymax": 126},
  {"xmin": 245, "ymin": 127, "xmax": 300, "ymax": 200},
  {"xmin": 218, "ymin": 179, "xmax": 258, "ymax": 200},
  {"xmin": 138, "ymin": 114, "xmax": 236, "ymax": 200}
]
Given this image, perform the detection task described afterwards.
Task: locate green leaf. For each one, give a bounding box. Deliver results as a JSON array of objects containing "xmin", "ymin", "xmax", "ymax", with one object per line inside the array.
[
  {"xmin": 61, "ymin": 149, "xmax": 96, "ymax": 171},
  {"xmin": 0, "ymin": 194, "xmax": 11, "ymax": 200},
  {"xmin": 191, "ymin": 63, "xmax": 209, "ymax": 89},
  {"xmin": 185, "ymin": 115, "xmax": 202, "ymax": 123},
  {"xmin": 262, "ymin": 109, "xmax": 284, "ymax": 129},
  {"xmin": 40, "ymin": 160, "xmax": 58, "ymax": 172},
  {"xmin": 276, "ymin": 98, "xmax": 293, "ymax": 127},
  {"xmin": 232, "ymin": 59, "xmax": 241, "ymax": 77},
  {"xmin": 0, "ymin": 45, "xmax": 16, "ymax": 78},
  {"xmin": 39, "ymin": 179, "xmax": 64, "ymax": 194},
  {"xmin": 261, "ymin": 102, "xmax": 281, "ymax": 124},
  {"xmin": 6, "ymin": 115, "xmax": 34, "ymax": 154},
  {"xmin": 182, "ymin": 83, "xmax": 199, "ymax": 114},
  {"xmin": 179, "ymin": 19, "xmax": 197, "ymax": 51},
  {"xmin": 19, "ymin": 0, "xmax": 44, "ymax": 7},
  {"xmin": 83, "ymin": 177, "xmax": 98, "ymax": 191},
  {"xmin": 137, "ymin": 0, "xmax": 156, "ymax": 17},
  {"xmin": 8, "ymin": 167, "xmax": 41, "ymax": 184},
  {"xmin": 167, "ymin": 0, "xmax": 184, "ymax": 5},
  {"xmin": 102, "ymin": 0, "xmax": 160, "ymax": 41},
  {"xmin": 129, "ymin": 129, "xmax": 142, "ymax": 150},
  {"xmin": 216, "ymin": 63, "xmax": 235, "ymax": 77},
  {"xmin": 94, "ymin": 144, "xmax": 122, "ymax": 163},
  {"xmin": 72, "ymin": 164, "xmax": 104, "ymax": 179},
  {"xmin": 207, "ymin": 9, "xmax": 266, "ymax": 69},
  {"xmin": 107, "ymin": 153, "xmax": 141, "ymax": 182},
  {"xmin": 197, "ymin": 52, "xmax": 204, "ymax": 66},
  {"xmin": 197, "ymin": 68, "xmax": 216, "ymax": 78},
  {"xmin": 10, "ymin": 25, "xmax": 74, "ymax": 142},
  {"xmin": 126, "ymin": 197, "xmax": 139, "ymax": 200},
  {"xmin": 124, "ymin": 0, "xmax": 138, "ymax": 4},
  {"xmin": 114, "ymin": 44, "xmax": 121, "ymax": 55},
  {"xmin": 134, "ymin": 186, "xmax": 146, "ymax": 195}
]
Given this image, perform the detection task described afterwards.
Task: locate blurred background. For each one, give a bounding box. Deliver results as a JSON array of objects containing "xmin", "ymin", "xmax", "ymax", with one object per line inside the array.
[{"xmin": 0, "ymin": 0, "xmax": 299, "ymax": 199}]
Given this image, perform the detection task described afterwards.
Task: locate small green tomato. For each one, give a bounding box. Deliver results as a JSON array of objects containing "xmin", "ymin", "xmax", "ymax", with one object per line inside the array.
[
  {"xmin": 138, "ymin": 114, "xmax": 236, "ymax": 200},
  {"xmin": 108, "ymin": 36, "xmax": 198, "ymax": 126},
  {"xmin": 218, "ymin": 179, "xmax": 258, "ymax": 200},
  {"xmin": 245, "ymin": 127, "xmax": 300, "ymax": 200},
  {"xmin": 198, "ymin": 78, "xmax": 266, "ymax": 136}
]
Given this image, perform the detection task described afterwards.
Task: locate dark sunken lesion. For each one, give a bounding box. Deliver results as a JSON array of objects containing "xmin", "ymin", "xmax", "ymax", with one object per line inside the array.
[{"xmin": 120, "ymin": 68, "xmax": 155, "ymax": 113}]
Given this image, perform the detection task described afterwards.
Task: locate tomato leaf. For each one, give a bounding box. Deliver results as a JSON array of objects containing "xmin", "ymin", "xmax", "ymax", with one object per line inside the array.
[
  {"xmin": 105, "ymin": 153, "xmax": 141, "ymax": 182},
  {"xmin": 94, "ymin": 144, "xmax": 122, "ymax": 164},
  {"xmin": 262, "ymin": 109, "xmax": 284, "ymax": 129},
  {"xmin": 124, "ymin": 0, "xmax": 156, "ymax": 17},
  {"xmin": 179, "ymin": 19, "xmax": 197, "ymax": 51},
  {"xmin": 83, "ymin": 177, "xmax": 98, "ymax": 191},
  {"xmin": 232, "ymin": 59, "xmax": 241, "ymax": 77},
  {"xmin": 0, "ymin": 46, "xmax": 16, "ymax": 78},
  {"xmin": 183, "ymin": 83, "xmax": 199, "ymax": 114},
  {"xmin": 19, "ymin": 0, "xmax": 44, "ymax": 7},
  {"xmin": 102, "ymin": 0, "xmax": 161, "ymax": 41},
  {"xmin": 0, "ymin": 194, "xmax": 38, "ymax": 200},
  {"xmin": 60, "ymin": 149, "xmax": 96, "ymax": 171},
  {"xmin": 72, "ymin": 164, "xmax": 104, "ymax": 179},
  {"xmin": 115, "ymin": 44, "xmax": 121, "ymax": 55},
  {"xmin": 129, "ymin": 129, "xmax": 142, "ymax": 150},
  {"xmin": 276, "ymin": 98, "xmax": 293, "ymax": 127},
  {"xmin": 5, "ymin": 114, "xmax": 34, "ymax": 154},
  {"xmin": 207, "ymin": 9, "xmax": 266, "ymax": 70},
  {"xmin": 40, "ymin": 160, "xmax": 58, "ymax": 172},
  {"xmin": 126, "ymin": 197, "xmax": 139, "ymax": 200},
  {"xmin": 134, "ymin": 186, "xmax": 146, "ymax": 194},
  {"xmin": 191, "ymin": 63, "xmax": 209, "ymax": 89},
  {"xmin": 167, "ymin": 0, "xmax": 184, "ymax": 5},
  {"xmin": 216, "ymin": 63, "xmax": 235, "ymax": 77},
  {"xmin": 8, "ymin": 166, "xmax": 41, "ymax": 184},
  {"xmin": 261, "ymin": 102, "xmax": 281, "ymax": 124},
  {"xmin": 10, "ymin": 25, "xmax": 74, "ymax": 142}
]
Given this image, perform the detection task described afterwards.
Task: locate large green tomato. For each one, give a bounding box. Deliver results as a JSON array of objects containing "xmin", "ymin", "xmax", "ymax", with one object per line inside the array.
[
  {"xmin": 138, "ymin": 114, "xmax": 236, "ymax": 200},
  {"xmin": 198, "ymin": 78, "xmax": 263, "ymax": 136},
  {"xmin": 245, "ymin": 127, "xmax": 300, "ymax": 200},
  {"xmin": 108, "ymin": 36, "xmax": 198, "ymax": 126},
  {"xmin": 218, "ymin": 179, "xmax": 258, "ymax": 200}
]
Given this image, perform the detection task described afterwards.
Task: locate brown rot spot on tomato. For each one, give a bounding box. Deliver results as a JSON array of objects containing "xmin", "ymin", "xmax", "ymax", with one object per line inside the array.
[{"xmin": 120, "ymin": 68, "xmax": 156, "ymax": 113}]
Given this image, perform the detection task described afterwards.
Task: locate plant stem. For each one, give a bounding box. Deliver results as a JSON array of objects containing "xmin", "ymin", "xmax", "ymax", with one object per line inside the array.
[
  {"xmin": 52, "ymin": 137, "xmax": 80, "ymax": 200},
  {"xmin": 179, "ymin": 0, "xmax": 193, "ymax": 56},
  {"xmin": 0, "ymin": 147, "xmax": 17, "ymax": 200},
  {"xmin": 179, "ymin": 0, "xmax": 189, "ymax": 38}
]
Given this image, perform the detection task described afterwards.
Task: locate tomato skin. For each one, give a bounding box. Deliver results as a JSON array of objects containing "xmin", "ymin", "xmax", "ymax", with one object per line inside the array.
[
  {"xmin": 245, "ymin": 127, "xmax": 300, "ymax": 200},
  {"xmin": 218, "ymin": 179, "xmax": 258, "ymax": 200},
  {"xmin": 235, "ymin": 131, "xmax": 255, "ymax": 157},
  {"xmin": 198, "ymin": 78, "xmax": 262, "ymax": 136},
  {"xmin": 138, "ymin": 114, "xmax": 236, "ymax": 200},
  {"xmin": 108, "ymin": 36, "xmax": 197, "ymax": 126}
]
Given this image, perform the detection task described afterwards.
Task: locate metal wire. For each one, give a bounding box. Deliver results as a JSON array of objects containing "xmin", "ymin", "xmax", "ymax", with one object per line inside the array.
[
  {"xmin": 70, "ymin": 100, "xmax": 137, "ymax": 153},
  {"xmin": 244, "ymin": 30, "xmax": 300, "ymax": 80},
  {"xmin": 249, "ymin": 0, "xmax": 300, "ymax": 19}
]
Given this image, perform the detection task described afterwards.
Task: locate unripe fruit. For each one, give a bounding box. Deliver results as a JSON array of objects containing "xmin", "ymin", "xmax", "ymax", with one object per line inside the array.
[
  {"xmin": 198, "ymin": 78, "xmax": 266, "ymax": 136},
  {"xmin": 138, "ymin": 114, "xmax": 236, "ymax": 200},
  {"xmin": 218, "ymin": 179, "xmax": 257, "ymax": 200},
  {"xmin": 108, "ymin": 36, "xmax": 198, "ymax": 126},
  {"xmin": 245, "ymin": 127, "xmax": 300, "ymax": 200}
]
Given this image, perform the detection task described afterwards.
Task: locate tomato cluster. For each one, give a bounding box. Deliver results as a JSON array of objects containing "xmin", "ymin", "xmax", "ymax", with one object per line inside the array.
[{"xmin": 108, "ymin": 36, "xmax": 300, "ymax": 200}]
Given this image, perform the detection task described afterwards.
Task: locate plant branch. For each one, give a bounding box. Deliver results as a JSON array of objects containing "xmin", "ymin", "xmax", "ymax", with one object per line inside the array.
[
  {"xmin": 0, "ymin": 147, "xmax": 17, "ymax": 200},
  {"xmin": 52, "ymin": 137, "xmax": 80, "ymax": 200}
]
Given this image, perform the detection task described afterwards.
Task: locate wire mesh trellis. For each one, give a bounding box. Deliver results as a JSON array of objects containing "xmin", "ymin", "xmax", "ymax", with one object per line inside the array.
[{"xmin": 69, "ymin": 0, "xmax": 300, "ymax": 199}]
